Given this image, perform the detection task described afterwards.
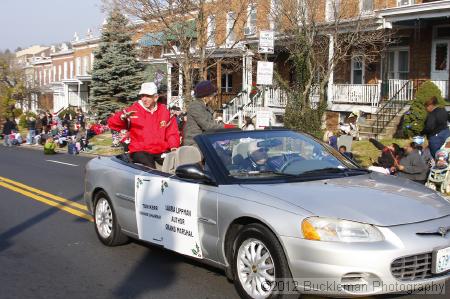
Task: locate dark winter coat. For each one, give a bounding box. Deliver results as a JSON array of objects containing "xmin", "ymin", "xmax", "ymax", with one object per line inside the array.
[
  {"xmin": 2, "ymin": 120, "xmax": 16, "ymax": 135},
  {"xmin": 183, "ymin": 99, "xmax": 222, "ymax": 146},
  {"xmin": 27, "ymin": 120, "xmax": 36, "ymax": 130},
  {"xmin": 369, "ymin": 138, "xmax": 398, "ymax": 169}
]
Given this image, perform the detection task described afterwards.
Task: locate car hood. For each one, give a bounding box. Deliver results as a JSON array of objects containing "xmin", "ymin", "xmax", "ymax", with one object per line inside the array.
[{"xmin": 242, "ymin": 173, "xmax": 450, "ymax": 226}]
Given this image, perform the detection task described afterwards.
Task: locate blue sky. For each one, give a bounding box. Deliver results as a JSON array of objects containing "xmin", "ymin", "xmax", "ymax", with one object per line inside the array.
[{"xmin": 0, "ymin": 0, "xmax": 105, "ymax": 51}]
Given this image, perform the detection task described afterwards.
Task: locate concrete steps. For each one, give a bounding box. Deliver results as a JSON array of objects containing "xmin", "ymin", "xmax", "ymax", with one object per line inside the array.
[{"xmin": 358, "ymin": 105, "xmax": 410, "ymax": 140}]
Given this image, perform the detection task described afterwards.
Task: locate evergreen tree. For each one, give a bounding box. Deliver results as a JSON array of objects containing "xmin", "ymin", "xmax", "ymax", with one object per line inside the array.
[
  {"xmin": 403, "ymin": 81, "xmax": 445, "ymax": 137},
  {"xmin": 90, "ymin": 9, "xmax": 143, "ymax": 120}
]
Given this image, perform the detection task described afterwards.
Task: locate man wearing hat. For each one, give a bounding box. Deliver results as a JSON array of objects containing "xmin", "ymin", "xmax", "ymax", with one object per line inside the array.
[
  {"xmin": 108, "ymin": 82, "xmax": 180, "ymax": 168},
  {"xmin": 183, "ymin": 80, "xmax": 223, "ymax": 146}
]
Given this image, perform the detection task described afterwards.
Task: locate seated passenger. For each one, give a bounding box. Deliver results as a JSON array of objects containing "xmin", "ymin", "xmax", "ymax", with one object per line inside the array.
[
  {"xmin": 108, "ymin": 82, "xmax": 180, "ymax": 168},
  {"xmin": 239, "ymin": 142, "xmax": 275, "ymax": 172}
]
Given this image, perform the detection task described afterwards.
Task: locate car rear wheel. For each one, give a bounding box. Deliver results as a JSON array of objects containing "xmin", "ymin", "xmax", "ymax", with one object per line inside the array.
[
  {"xmin": 93, "ymin": 191, "xmax": 128, "ymax": 246},
  {"xmin": 232, "ymin": 223, "xmax": 294, "ymax": 299}
]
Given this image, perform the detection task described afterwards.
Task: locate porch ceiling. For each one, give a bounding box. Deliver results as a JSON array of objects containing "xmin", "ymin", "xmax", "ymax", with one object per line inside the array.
[{"xmin": 378, "ymin": 0, "xmax": 450, "ymax": 23}]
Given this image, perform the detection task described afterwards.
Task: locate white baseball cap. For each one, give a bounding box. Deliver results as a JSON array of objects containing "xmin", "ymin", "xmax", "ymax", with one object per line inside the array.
[{"xmin": 138, "ymin": 82, "xmax": 158, "ymax": 96}]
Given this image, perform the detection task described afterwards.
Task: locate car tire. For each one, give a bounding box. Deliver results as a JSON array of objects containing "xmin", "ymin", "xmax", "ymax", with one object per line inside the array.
[
  {"xmin": 231, "ymin": 223, "xmax": 294, "ymax": 299},
  {"xmin": 93, "ymin": 191, "xmax": 128, "ymax": 246}
]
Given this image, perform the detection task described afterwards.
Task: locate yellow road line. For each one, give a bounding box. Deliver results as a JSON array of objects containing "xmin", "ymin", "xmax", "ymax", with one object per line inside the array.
[
  {"xmin": 0, "ymin": 181, "xmax": 93, "ymax": 222},
  {"xmin": 0, "ymin": 175, "xmax": 88, "ymax": 211}
]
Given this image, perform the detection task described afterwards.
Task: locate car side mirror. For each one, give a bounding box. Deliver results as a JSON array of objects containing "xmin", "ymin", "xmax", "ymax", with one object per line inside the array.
[{"xmin": 175, "ymin": 163, "xmax": 216, "ymax": 185}]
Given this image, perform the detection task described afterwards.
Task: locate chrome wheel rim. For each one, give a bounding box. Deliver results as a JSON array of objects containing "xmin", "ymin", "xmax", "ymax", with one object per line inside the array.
[
  {"xmin": 95, "ymin": 198, "xmax": 113, "ymax": 239},
  {"xmin": 237, "ymin": 238, "xmax": 275, "ymax": 298}
]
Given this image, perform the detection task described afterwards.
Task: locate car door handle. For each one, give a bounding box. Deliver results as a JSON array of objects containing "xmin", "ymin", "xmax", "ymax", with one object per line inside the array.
[
  {"xmin": 116, "ymin": 193, "xmax": 135, "ymax": 203},
  {"xmin": 198, "ymin": 217, "xmax": 217, "ymax": 225}
]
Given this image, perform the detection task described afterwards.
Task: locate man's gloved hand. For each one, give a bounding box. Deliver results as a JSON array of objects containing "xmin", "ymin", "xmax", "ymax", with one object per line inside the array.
[{"xmin": 120, "ymin": 110, "xmax": 138, "ymax": 120}]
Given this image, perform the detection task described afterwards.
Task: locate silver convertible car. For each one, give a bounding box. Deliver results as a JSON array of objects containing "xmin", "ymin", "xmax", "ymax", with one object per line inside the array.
[{"xmin": 84, "ymin": 129, "xmax": 450, "ymax": 298}]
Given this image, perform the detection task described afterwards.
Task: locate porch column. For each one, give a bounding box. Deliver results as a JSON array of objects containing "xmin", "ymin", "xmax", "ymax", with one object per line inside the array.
[
  {"xmin": 217, "ymin": 61, "xmax": 222, "ymax": 106},
  {"xmin": 246, "ymin": 52, "xmax": 253, "ymax": 105},
  {"xmin": 178, "ymin": 66, "xmax": 183, "ymax": 97},
  {"xmin": 78, "ymin": 81, "xmax": 82, "ymax": 108},
  {"xmin": 63, "ymin": 83, "xmax": 69, "ymax": 111},
  {"xmin": 327, "ymin": 34, "xmax": 334, "ymax": 109},
  {"xmin": 242, "ymin": 53, "xmax": 247, "ymax": 101},
  {"xmin": 167, "ymin": 62, "xmax": 172, "ymax": 106}
]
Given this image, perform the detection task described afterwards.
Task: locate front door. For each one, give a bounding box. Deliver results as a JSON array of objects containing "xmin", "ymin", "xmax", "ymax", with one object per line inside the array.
[{"xmin": 431, "ymin": 40, "xmax": 449, "ymax": 81}]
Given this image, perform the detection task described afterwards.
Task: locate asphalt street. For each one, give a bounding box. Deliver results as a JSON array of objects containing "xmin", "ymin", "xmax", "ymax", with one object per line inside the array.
[{"xmin": 0, "ymin": 145, "xmax": 448, "ymax": 299}]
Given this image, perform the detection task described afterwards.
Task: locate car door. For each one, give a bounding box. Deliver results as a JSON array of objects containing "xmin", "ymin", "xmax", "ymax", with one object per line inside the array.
[{"xmin": 135, "ymin": 175, "xmax": 215, "ymax": 259}]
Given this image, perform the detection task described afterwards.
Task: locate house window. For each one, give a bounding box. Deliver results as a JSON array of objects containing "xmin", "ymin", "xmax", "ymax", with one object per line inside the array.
[
  {"xmin": 434, "ymin": 43, "xmax": 448, "ymax": 71},
  {"xmin": 351, "ymin": 56, "xmax": 364, "ymax": 84},
  {"xmin": 387, "ymin": 49, "xmax": 409, "ymax": 80},
  {"xmin": 226, "ymin": 12, "xmax": 236, "ymax": 47},
  {"xmin": 360, "ymin": 0, "xmax": 373, "ymax": 14},
  {"xmin": 221, "ymin": 73, "xmax": 233, "ymax": 93},
  {"xmin": 326, "ymin": 0, "xmax": 341, "ymax": 21},
  {"xmin": 91, "ymin": 53, "xmax": 95, "ymax": 70},
  {"xmin": 76, "ymin": 57, "xmax": 82, "ymax": 76},
  {"xmin": 207, "ymin": 15, "xmax": 216, "ymax": 47},
  {"xmin": 247, "ymin": 4, "xmax": 257, "ymax": 30},
  {"xmin": 82, "ymin": 56, "xmax": 89, "ymax": 75},
  {"xmin": 397, "ymin": 0, "xmax": 414, "ymax": 6},
  {"xmin": 70, "ymin": 61, "xmax": 74, "ymax": 78},
  {"xmin": 64, "ymin": 62, "xmax": 68, "ymax": 80}
]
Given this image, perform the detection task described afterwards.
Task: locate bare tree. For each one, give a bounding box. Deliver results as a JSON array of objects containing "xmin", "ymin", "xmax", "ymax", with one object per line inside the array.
[
  {"xmin": 109, "ymin": 0, "xmax": 251, "ymax": 106},
  {"xmin": 268, "ymin": 0, "xmax": 391, "ymax": 136}
]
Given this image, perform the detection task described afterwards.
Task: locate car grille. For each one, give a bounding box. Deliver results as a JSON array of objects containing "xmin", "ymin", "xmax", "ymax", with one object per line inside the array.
[{"xmin": 391, "ymin": 252, "xmax": 442, "ymax": 281}]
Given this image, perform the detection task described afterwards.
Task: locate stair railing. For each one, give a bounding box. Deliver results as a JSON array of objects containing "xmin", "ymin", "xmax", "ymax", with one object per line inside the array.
[{"xmin": 374, "ymin": 80, "xmax": 413, "ymax": 138}]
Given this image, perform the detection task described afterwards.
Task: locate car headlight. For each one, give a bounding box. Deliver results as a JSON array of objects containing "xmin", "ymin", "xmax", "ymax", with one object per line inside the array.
[{"xmin": 301, "ymin": 217, "xmax": 383, "ymax": 243}]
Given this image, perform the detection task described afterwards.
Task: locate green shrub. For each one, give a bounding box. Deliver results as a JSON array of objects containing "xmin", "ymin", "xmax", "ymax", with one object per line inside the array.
[
  {"xmin": 403, "ymin": 81, "xmax": 445, "ymax": 137},
  {"xmin": 18, "ymin": 111, "xmax": 37, "ymax": 128}
]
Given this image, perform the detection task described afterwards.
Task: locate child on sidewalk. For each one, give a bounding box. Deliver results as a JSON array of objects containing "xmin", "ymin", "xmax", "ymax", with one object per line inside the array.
[{"xmin": 44, "ymin": 137, "xmax": 57, "ymax": 155}]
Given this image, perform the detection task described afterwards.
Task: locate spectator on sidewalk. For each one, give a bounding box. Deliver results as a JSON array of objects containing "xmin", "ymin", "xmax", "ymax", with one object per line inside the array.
[
  {"xmin": 242, "ymin": 116, "xmax": 255, "ymax": 131},
  {"xmin": 393, "ymin": 142, "xmax": 429, "ymax": 184},
  {"xmin": 422, "ymin": 96, "xmax": 450, "ymax": 157},
  {"xmin": 338, "ymin": 145, "xmax": 354, "ymax": 160},
  {"xmin": 108, "ymin": 82, "xmax": 180, "ymax": 168},
  {"xmin": 26, "ymin": 116, "xmax": 37, "ymax": 145},
  {"xmin": 10, "ymin": 130, "xmax": 23, "ymax": 146},
  {"xmin": 2, "ymin": 118, "xmax": 16, "ymax": 147},
  {"xmin": 184, "ymin": 80, "xmax": 223, "ymax": 146},
  {"xmin": 76, "ymin": 108, "xmax": 85, "ymax": 129},
  {"xmin": 44, "ymin": 137, "xmax": 57, "ymax": 155}
]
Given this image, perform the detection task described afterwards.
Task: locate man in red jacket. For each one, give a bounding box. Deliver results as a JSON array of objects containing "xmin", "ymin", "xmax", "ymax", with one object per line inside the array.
[{"xmin": 108, "ymin": 82, "xmax": 180, "ymax": 168}]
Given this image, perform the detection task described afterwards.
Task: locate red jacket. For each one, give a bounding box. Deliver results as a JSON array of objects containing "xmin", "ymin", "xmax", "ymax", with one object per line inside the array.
[{"xmin": 108, "ymin": 102, "xmax": 180, "ymax": 154}]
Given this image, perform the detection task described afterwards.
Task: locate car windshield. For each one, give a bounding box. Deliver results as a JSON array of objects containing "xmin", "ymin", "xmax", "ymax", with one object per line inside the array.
[{"xmin": 206, "ymin": 130, "xmax": 363, "ymax": 179}]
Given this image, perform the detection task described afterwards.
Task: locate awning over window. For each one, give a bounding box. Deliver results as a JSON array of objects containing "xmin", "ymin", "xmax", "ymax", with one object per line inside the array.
[{"xmin": 139, "ymin": 32, "xmax": 164, "ymax": 47}]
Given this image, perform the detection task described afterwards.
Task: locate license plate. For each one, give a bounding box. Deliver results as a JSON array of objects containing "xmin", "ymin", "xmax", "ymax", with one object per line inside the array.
[{"xmin": 433, "ymin": 247, "xmax": 450, "ymax": 274}]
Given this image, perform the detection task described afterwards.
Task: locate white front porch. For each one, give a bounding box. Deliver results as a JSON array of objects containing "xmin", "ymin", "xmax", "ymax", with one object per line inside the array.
[{"xmin": 223, "ymin": 79, "xmax": 449, "ymax": 125}]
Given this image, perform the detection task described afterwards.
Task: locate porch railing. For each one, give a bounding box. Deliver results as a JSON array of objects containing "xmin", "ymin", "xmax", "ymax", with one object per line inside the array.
[
  {"xmin": 222, "ymin": 91, "xmax": 247, "ymax": 124},
  {"xmin": 332, "ymin": 84, "xmax": 380, "ymax": 106},
  {"xmin": 388, "ymin": 79, "xmax": 414, "ymax": 101},
  {"xmin": 264, "ymin": 87, "xmax": 287, "ymax": 107},
  {"xmin": 431, "ymin": 80, "xmax": 449, "ymax": 99},
  {"xmin": 374, "ymin": 80, "xmax": 412, "ymax": 138}
]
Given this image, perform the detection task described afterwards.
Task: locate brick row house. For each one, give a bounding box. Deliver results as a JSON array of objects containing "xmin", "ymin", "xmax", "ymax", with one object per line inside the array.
[
  {"xmin": 16, "ymin": 31, "xmax": 98, "ymax": 114},
  {"xmin": 15, "ymin": 0, "xmax": 450, "ymax": 128},
  {"xmin": 134, "ymin": 0, "xmax": 450, "ymax": 130}
]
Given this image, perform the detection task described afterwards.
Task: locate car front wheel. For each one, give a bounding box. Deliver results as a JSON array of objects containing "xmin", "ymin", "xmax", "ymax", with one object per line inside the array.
[
  {"xmin": 93, "ymin": 191, "xmax": 128, "ymax": 246},
  {"xmin": 232, "ymin": 223, "xmax": 294, "ymax": 299}
]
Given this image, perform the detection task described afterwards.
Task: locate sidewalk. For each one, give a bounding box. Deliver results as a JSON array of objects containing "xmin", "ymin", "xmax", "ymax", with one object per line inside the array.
[{"xmin": 16, "ymin": 133, "xmax": 123, "ymax": 157}]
